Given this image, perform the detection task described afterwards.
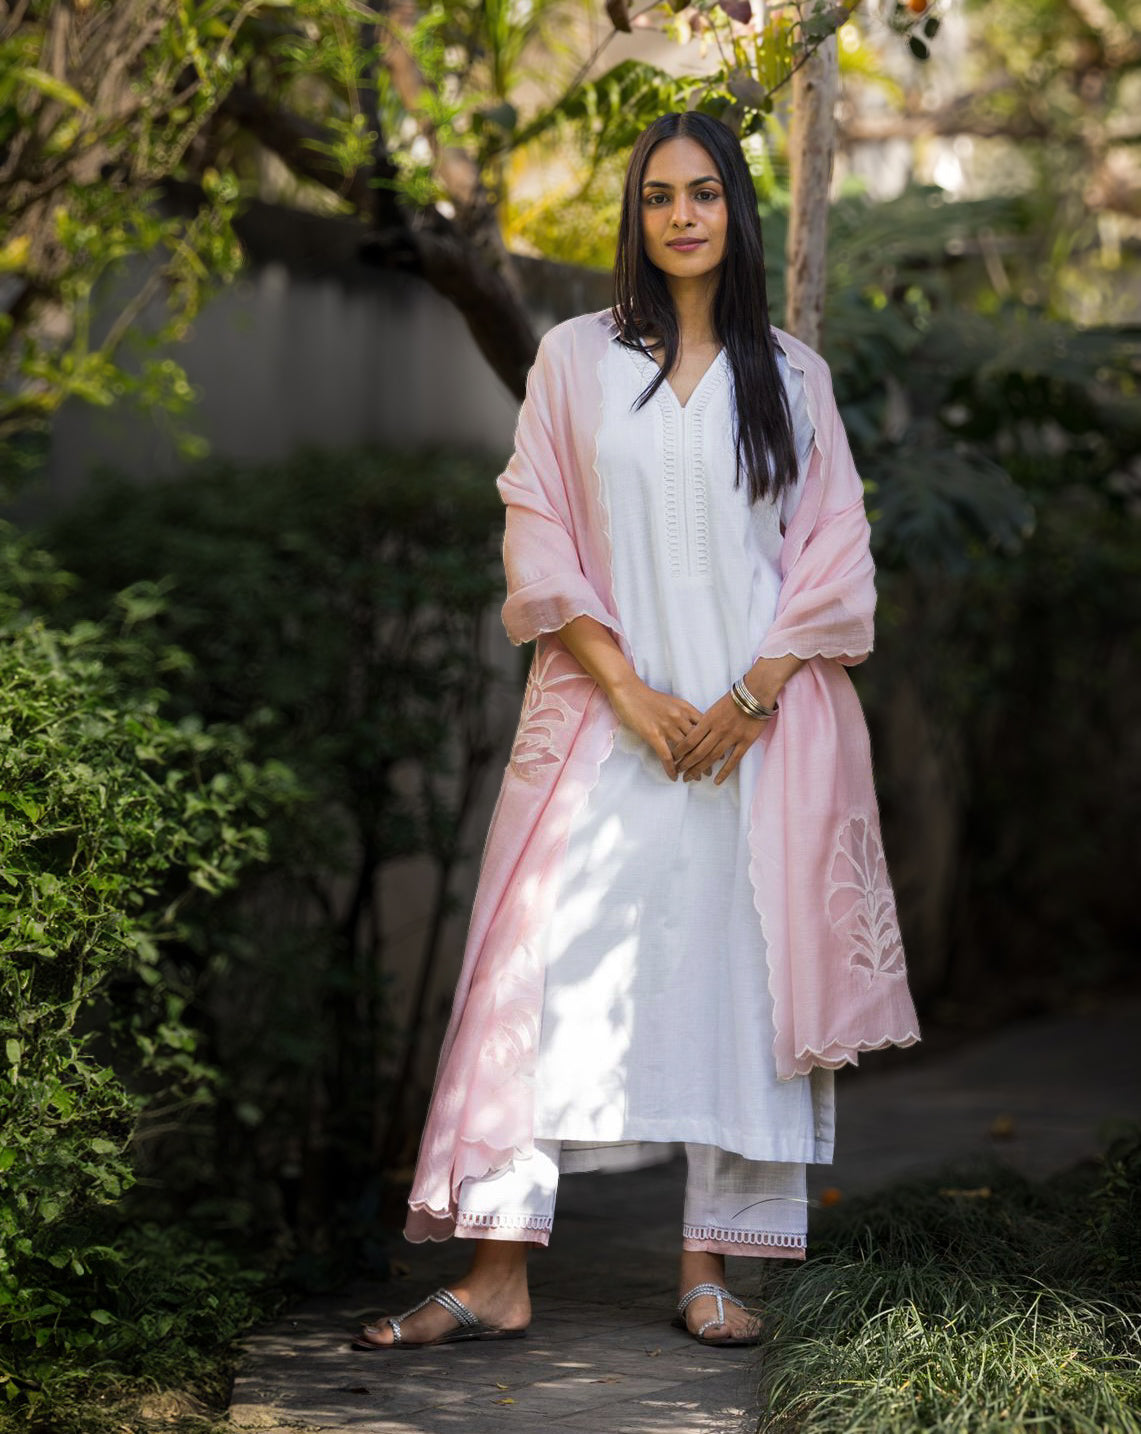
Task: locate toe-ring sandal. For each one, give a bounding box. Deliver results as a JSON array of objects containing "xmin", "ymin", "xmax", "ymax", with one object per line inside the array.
[
  {"xmin": 351, "ymin": 1287, "xmax": 528, "ymax": 1350},
  {"xmin": 671, "ymin": 1282, "xmax": 763, "ymax": 1348}
]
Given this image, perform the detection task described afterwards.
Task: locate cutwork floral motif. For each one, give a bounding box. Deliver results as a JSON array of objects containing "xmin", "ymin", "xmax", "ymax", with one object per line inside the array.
[
  {"xmin": 475, "ymin": 943, "xmax": 543, "ymax": 1090},
  {"xmin": 826, "ymin": 815, "xmax": 905, "ymax": 981},
  {"xmin": 509, "ymin": 640, "xmax": 593, "ymax": 781}
]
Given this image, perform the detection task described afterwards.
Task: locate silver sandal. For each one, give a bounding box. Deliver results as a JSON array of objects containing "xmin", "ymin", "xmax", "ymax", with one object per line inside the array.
[
  {"xmin": 672, "ymin": 1282, "xmax": 763, "ymax": 1347},
  {"xmin": 352, "ymin": 1287, "xmax": 528, "ymax": 1350}
]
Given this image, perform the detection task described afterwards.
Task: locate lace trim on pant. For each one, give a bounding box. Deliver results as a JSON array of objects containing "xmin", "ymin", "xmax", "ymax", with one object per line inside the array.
[
  {"xmin": 455, "ymin": 1211, "xmax": 554, "ymax": 1233},
  {"xmin": 682, "ymin": 1224, "xmax": 807, "ymax": 1249}
]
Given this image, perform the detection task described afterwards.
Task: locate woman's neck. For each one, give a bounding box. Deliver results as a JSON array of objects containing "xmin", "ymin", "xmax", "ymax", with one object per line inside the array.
[{"xmin": 667, "ymin": 271, "xmax": 719, "ymax": 348}]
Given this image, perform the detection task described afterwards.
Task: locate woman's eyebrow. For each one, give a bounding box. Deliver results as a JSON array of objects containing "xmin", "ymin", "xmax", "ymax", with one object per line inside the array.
[{"xmin": 642, "ymin": 175, "xmax": 721, "ymax": 190}]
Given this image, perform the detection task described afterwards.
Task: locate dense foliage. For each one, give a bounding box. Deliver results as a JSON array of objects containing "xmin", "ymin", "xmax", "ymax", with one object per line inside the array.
[
  {"xmin": 0, "ymin": 525, "xmax": 295, "ymax": 1426},
  {"xmin": 813, "ymin": 190, "xmax": 1141, "ymax": 1010},
  {"xmin": 0, "ymin": 447, "xmax": 504, "ymax": 1427},
  {"xmin": 47, "ymin": 447, "xmax": 506, "ymax": 1260}
]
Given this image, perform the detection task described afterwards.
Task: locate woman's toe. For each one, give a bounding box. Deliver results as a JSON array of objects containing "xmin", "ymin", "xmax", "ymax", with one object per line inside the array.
[{"xmin": 356, "ymin": 1319, "xmax": 395, "ymax": 1345}]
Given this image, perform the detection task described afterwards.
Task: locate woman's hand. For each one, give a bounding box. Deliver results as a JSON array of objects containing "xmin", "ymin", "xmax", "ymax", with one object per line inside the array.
[
  {"xmin": 608, "ymin": 676, "xmax": 704, "ymax": 781},
  {"xmin": 673, "ymin": 656, "xmax": 805, "ymax": 785},
  {"xmin": 672, "ymin": 690, "xmax": 769, "ymax": 786},
  {"xmin": 555, "ymin": 617, "xmax": 703, "ymax": 779}
]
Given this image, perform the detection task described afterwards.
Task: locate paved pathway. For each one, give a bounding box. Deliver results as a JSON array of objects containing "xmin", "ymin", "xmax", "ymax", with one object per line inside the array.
[{"xmin": 229, "ymin": 998, "xmax": 1141, "ymax": 1434}]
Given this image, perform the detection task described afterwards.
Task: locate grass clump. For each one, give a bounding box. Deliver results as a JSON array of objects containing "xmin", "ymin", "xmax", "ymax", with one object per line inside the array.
[{"xmin": 757, "ymin": 1133, "xmax": 1141, "ymax": 1434}]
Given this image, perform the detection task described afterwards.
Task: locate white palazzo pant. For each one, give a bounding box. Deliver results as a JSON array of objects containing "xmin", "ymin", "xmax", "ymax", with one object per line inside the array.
[{"xmin": 454, "ymin": 1141, "xmax": 808, "ymax": 1260}]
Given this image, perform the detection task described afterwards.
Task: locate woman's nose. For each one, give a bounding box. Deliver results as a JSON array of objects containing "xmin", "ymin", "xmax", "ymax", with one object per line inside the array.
[{"xmin": 671, "ymin": 195, "xmax": 694, "ymax": 228}]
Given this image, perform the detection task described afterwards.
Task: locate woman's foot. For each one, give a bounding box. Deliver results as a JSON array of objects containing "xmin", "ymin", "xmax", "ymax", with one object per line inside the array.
[
  {"xmin": 357, "ymin": 1240, "xmax": 531, "ymax": 1347},
  {"xmin": 676, "ymin": 1250, "xmax": 760, "ymax": 1342}
]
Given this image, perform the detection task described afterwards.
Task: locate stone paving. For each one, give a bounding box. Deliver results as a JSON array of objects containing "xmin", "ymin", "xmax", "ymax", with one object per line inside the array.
[{"xmin": 229, "ymin": 997, "xmax": 1141, "ymax": 1434}]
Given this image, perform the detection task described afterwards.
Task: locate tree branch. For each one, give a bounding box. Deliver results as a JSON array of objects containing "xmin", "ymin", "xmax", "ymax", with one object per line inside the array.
[
  {"xmin": 357, "ymin": 17, "xmax": 405, "ymax": 232},
  {"xmin": 360, "ymin": 222, "xmax": 537, "ymax": 398},
  {"xmin": 217, "ymin": 86, "xmax": 538, "ymax": 398},
  {"xmin": 218, "ymin": 83, "xmax": 378, "ymax": 212}
]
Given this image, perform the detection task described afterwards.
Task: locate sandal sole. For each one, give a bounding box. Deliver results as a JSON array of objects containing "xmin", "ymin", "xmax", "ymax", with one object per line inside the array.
[
  {"xmin": 351, "ymin": 1327, "xmax": 527, "ymax": 1351},
  {"xmin": 670, "ymin": 1315, "xmax": 763, "ymax": 1347}
]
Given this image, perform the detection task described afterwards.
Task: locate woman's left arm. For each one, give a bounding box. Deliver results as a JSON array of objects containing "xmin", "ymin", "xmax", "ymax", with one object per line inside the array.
[{"xmin": 672, "ymin": 652, "xmax": 805, "ymax": 784}]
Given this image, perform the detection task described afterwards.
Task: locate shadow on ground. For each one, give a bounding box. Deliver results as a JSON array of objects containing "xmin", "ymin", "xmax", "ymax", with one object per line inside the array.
[{"xmin": 230, "ymin": 998, "xmax": 1141, "ymax": 1434}]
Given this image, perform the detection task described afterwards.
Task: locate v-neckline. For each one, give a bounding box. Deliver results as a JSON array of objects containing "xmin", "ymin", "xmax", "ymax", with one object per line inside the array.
[{"xmin": 625, "ymin": 341, "xmax": 725, "ymax": 413}]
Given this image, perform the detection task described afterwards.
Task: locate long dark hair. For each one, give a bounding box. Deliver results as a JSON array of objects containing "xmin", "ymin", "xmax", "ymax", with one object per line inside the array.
[{"xmin": 611, "ymin": 112, "xmax": 797, "ymax": 505}]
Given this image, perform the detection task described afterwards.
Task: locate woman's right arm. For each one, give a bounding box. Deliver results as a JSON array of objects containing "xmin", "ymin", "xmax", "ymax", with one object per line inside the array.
[{"xmin": 558, "ymin": 615, "xmax": 702, "ymax": 781}]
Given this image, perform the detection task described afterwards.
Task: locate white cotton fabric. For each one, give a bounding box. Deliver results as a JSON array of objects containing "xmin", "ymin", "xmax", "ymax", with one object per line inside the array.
[
  {"xmin": 532, "ymin": 340, "xmax": 835, "ymax": 1165},
  {"xmin": 455, "ymin": 1139, "xmax": 809, "ymax": 1252},
  {"xmin": 455, "ymin": 1138, "xmax": 562, "ymax": 1237},
  {"xmin": 681, "ymin": 1142, "xmax": 807, "ymax": 1252}
]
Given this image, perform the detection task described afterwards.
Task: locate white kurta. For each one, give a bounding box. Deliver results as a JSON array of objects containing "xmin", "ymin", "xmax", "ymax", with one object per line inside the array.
[{"xmin": 532, "ymin": 336, "xmax": 835, "ymax": 1166}]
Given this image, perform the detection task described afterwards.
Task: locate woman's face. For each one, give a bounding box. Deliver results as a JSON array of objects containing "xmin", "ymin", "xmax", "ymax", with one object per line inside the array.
[{"xmin": 639, "ymin": 136, "xmax": 728, "ymax": 281}]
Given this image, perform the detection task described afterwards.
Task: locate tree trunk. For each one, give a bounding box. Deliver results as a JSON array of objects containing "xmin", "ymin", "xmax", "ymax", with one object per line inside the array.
[{"xmin": 785, "ymin": 34, "xmax": 839, "ymax": 349}]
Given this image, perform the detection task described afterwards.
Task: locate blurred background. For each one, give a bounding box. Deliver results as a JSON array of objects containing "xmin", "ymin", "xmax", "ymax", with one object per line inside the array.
[{"xmin": 1, "ymin": 1, "xmax": 1139, "ymax": 1426}]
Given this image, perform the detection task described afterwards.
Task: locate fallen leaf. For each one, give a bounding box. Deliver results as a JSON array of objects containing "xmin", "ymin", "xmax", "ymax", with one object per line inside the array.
[
  {"xmin": 494, "ymin": 1397, "xmax": 516, "ymax": 1404},
  {"xmin": 496, "ymin": 1382, "xmax": 511, "ymax": 1390},
  {"xmin": 938, "ymin": 1186, "xmax": 992, "ymax": 1200},
  {"xmin": 989, "ymin": 1114, "xmax": 1016, "ymax": 1139},
  {"xmin": 820, "ymin": 1186, "xmax": 844, "ymax": 1207},
  {"xmin": 645, "ymin": 1346, "xmax": 662, "ymax": 1357},
  {"xmin": 137, "ymin": 1392, "xmax": 209, "ymax": 1419}
]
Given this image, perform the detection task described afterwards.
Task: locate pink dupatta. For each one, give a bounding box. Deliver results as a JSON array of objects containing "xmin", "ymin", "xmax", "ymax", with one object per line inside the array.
[{"xmin": 405, "ymin": 311, "xmax": 918, "ymax": 1242}]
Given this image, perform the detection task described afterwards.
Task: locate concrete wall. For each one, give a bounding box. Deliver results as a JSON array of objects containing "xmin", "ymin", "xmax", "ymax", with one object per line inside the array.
[{"xmin": 44, "ymin": 204, "xmax": 609, "ymax": 501}]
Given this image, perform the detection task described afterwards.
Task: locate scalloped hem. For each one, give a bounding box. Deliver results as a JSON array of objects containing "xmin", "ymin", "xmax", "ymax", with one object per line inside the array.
[
  {"xmin": 456, "ymin": 1211, "xmax": 553, "ymax": 1247},
  {"xmin": 682, "ymin": 1224, "xmax": 807, "ymax": 1260},
  {"xmin": 786, "ymin": 1028, "xmax": 922, "ymax": 1077},
  {"xmin": 503, "ymin": 600, "xmax": 624, "ymax": 650},
  {"xmin": 754, "ymin": 644, "xmax": 873, "ymax": 663}
]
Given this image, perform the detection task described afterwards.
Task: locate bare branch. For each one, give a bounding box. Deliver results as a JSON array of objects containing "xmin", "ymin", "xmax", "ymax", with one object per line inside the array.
[
  {"xmin": 362, "ymin": 221, "xmax": 537, "ymax": 398},
  {"xmin": 98, "ymin": 266, "xmax": 168, "ymax": 359}
]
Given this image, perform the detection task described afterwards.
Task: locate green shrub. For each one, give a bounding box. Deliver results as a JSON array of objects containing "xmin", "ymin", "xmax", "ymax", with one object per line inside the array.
[
  {"xmin": 832, "ymin": 301, "xmax": 1141, "ymax": 1012},
  {"xmin": 0, "ymin": 523, "xmax": 296, "ymax": 1419}
]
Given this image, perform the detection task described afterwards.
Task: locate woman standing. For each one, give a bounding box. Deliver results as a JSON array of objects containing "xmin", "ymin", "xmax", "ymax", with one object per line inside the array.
[{"xmin": 356, "ymin": 112, "xmax": 919, "ymax": 1350}]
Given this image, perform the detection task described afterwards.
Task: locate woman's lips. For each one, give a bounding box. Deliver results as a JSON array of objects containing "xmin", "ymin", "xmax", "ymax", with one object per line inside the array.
[{"xmin": 666, "ymin": 239, "xmax": 706, "ymax": 251}]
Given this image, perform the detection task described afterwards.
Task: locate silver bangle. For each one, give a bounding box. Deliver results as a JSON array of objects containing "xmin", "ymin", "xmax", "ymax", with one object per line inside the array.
[{"xmin": 731, "ymin": 678, "xmax": 777, "ymax": 721}]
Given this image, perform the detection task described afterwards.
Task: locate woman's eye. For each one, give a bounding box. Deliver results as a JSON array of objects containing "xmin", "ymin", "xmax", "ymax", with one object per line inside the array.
[{"xmin": 697, "ymin": 189, "xmax": 720, "ymax": 201}]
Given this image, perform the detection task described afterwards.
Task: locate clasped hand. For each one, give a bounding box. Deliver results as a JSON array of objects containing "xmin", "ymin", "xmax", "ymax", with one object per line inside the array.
[{"xmin": 608, "ymin": 677, "xmax": 770, "ymax": 785}]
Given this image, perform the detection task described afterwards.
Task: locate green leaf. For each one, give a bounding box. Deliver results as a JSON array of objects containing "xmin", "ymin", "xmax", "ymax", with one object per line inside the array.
[{"xmin": 15, "ymin": 68, "xmax": 90, "ymax": 112}]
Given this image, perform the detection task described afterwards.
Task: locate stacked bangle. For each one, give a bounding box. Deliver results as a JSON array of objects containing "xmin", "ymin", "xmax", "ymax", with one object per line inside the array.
[{"xmin": 730, "ymin": 678, "xmax": 778, "ymax": 721}]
